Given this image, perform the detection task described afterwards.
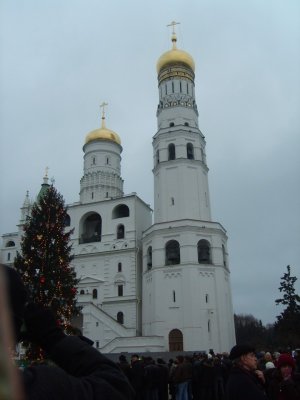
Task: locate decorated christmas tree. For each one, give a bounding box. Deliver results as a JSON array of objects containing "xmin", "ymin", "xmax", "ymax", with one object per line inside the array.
[{"xmin": 14, "ymin": 177, "xmax": 80, "ymax": 360}]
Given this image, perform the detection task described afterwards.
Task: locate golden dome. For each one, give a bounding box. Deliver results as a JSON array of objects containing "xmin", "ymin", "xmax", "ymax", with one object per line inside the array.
[
  {"xmin": 85, "ymin": 105, "xmax": 121, "ymax": 145},
  {"xmin": 85, "ymin": 126, "xmax": 121, "ymax": 145},
  {"xmin": 157, "ymin": 33, "xmax": 195, "ymax": 73}
]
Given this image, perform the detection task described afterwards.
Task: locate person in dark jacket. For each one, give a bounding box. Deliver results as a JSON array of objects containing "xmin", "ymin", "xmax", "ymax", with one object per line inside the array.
[
  {"xmin": 1, "ymin": 263, "xmax": 135, "ymax": 400},
  {"xmin": 266, "ymin": 353, "xmax": 300, "ymax": 400},
  {"xmin": 225, "ymin": 344, "xmax": 268, "ymax": 400},
  {"xmin": 130, "ymin": 354, "xmax": 145, "ymax": 400}
]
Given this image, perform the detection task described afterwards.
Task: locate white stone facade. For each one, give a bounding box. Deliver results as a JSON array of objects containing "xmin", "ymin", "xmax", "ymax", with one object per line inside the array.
[{"xmin": 1, "ymin": 36, "xmax": 236, "ymax": 354}]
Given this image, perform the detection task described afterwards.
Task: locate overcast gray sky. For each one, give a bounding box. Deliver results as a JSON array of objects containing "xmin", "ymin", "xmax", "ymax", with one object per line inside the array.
[{"xmin": 1, "ymin": 0, "xmax": 299, "ymax": 325}]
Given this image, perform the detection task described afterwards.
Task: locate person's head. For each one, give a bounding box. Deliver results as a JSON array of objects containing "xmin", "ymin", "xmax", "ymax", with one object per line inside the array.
[
  {"xmin": 176, "ymin": 355, "xmax": 184, "ymax": 364},
  {"xmin": 229, "ymin": 344, "xmax": 257, "ymax": 371},
  {"xmin": 131, "ymin": 354, "xmax": 139, "ymax": 363},
  {"xmin": 264, "ymin": 352, "xmax": 272, "ymax": 362},
  {"xmin": 0, "ymin": 264, "xmax": 28, "ymax": 342},
  {"xmin": 277, "ymin": 353, "xmax": 295, "ymax": 379}
]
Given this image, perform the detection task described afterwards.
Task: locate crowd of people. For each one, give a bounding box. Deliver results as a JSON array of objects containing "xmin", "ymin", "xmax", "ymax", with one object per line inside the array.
[
  {"xmin": 115, "ymin": 348, "xmax": 300, "ymax": 400},
  {"xmin": 1, "ymin": 263, "xmax": 300, "ymax": 400}
]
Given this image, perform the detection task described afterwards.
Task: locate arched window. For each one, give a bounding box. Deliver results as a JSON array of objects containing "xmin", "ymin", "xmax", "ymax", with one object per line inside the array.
[
  {"xmin": 80, "ymin": 289, "xmax": 84, "ymax": 295},
  {"xmin": 147, "ymin": 246, "xmax": 152, "ymax": 270},
  {"xmin": 80, "ymin": 213, "xmax": 102, "ymax": 244},
  {"xmin": 165, "ymin": 240, "xmax": 180, "ymax": 265},
  {"xmin": 112, "ymin": 204, "xmax": 129, "ymax": 219},
  {"xmin": 117, "ymin": 312, "xmax": 124, "ymax": 324},
  {"xmin": 6, "ymin": 241, "xmax": 15, "ymax": 247},
  {"xmin": 117, "ymin": 224, "xmax": 125, "ymax": 239},
  {"xmin": 198, "ymin": 239, "xmax": 211, "ymax": 264},
  {"xmin": 118, "ymin": 262, "xmax": 122, "ymax": 272},
  {"xmin": 7, "ymin": 252, "xmax": 11, "ymax": 261},
  {"xmin": 169, "ymin": 329, "xmax": 183, "ymax": 351},
  {"xmin": 64, "ymin": 214, "xmax": 71, "ymax": 227},
  {"xmin": 168, "ymin": 143, "xmax": 176, "ymax": 160},
  {"xmin": 92, "ymin": 289, "xmax": 98, "ymax": 299},
  {"xmin": 187, "ymin": 143, "xmax": 194, "ymax": 159}
]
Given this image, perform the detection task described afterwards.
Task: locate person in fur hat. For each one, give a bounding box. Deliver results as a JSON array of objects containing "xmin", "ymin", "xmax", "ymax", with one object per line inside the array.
[
  {"xmin": 0, "ymin": 263, "xmax": 134, "ymax": 400},
  {"xmin": 225, "ymin": 344, "xmax": 268, "ymax": 400}
]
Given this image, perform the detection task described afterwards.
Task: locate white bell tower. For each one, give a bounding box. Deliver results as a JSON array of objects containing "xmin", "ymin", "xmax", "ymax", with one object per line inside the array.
[{"xmin": 142, "ymin": 23, "xmax": 236, "ymax": 353}]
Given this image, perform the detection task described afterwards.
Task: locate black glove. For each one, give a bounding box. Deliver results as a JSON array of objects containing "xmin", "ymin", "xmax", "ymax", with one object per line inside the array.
[{"xmin": 23, "ymin": 303, "xmax": 65, "ymax": 352}]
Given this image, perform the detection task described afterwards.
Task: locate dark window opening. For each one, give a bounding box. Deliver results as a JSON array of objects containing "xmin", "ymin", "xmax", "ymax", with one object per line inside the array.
[
  {"xmin": 168, "ymin": 143, "xmax": 176, "ymax": 160},
  {"xmin": 64, "ymin": 214, "xmax": 71, "ymax": 227},
  {"xmin": 184, "ymin": 122, "xmax": 189, "ymax": 127},
  {"xmin": 147, "ymin": 246, "xmax": 152, "ymax": 269},
  {"xmin": 112, "ymin": 204, "xmax": 130, "ymax": 219},
  {"xmin": 169, "ymin": 122, "xmax": 174, "ymax": 127},
  {"xmin": 6, "ymin": 241, "xmax": 15, "ymax": 248},
  {"xmin": 117, "ymin": 312, "xmax": 124, "ymax": 324},
  {"xmin": 92, "ymin": 289, "xmax": 98, "ymax": 299},
  {"xmin": 80, "ymin": 290, "xmax": 84, "ymax": 295},
  {"xmin": 173, "ymin": 290, "xmax": 176, "ymax": 302},
  {"xmin": 156, "ymin": 150, "xmax": 160, "ymax": 164},
  {"xmin": 117, "ymin": 224, "xmax": 125, "ymax": 239},
  {"xmin": 165, "ymin": 240, "xmax": 180, "ymax": 265},
  {"xmin": 222, "ymin": 244, "xmax": 227, "ymax": 266},
  {"xmin": 118, "ymin": 262, "xmax": 122, "ymax": 272},
  {"xmin": 187, "ymin": 143, "xmax": 194, "ymax": 159},
  {"xmin": 198, "ymin": 239, "xmax": 211, "ymax": 264},
  {"xmin": 7, "ymin": 252, "xmax": 11, "ymax": 261},
  {"xmin": 80, "ymin": 213, "xmax": 102, "ymax": 244},
  {"xmin": 118, "ymin": 285, "xmax": 123, "ymax": 296}
]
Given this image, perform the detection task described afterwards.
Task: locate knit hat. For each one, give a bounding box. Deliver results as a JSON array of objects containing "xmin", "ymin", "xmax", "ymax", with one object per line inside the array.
[
  {"xmin": 265, "ymin": 361, "xmax": 275, "ymax": 369},
  {"xmin": 229, "ymin": 344, "xmax": 255, "ymax": 360},
  {"xmin": 277, "ymin": 353, "xmax": 296, "ymax": 369},
  {"xmin": 1, "ymin": 264, "xmax": 28, "ymax": 341}
]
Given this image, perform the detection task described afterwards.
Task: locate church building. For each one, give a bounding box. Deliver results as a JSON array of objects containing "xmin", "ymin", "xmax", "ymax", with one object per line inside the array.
[{"xmin": 1, "ymin": 26, "xmax": 236, "ymax": 354}]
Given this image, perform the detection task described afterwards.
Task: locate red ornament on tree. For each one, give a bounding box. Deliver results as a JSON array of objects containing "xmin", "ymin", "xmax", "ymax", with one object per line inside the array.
[
  {"xmin": 40, "ymin": 276, "xmax": 45, "ymax": 284},
  {"xmin": 71, "ymin": 287, "xmax": 77, "ymax": 294}
]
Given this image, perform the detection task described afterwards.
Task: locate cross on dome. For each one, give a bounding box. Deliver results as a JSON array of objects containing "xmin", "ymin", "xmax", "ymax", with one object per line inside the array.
[
  {"xmin": 167, "ymin": 20, "xmax": 180, "ymax": 48},
  {"xmin": 100, "ymin": 101, "xmax": 108, "ymax": 128}
]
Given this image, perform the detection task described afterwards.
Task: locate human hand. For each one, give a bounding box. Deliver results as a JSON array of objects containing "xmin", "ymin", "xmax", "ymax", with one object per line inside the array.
[{"xmin": 255, "ymin": 369, "xmax": 265, "ymax": 384}]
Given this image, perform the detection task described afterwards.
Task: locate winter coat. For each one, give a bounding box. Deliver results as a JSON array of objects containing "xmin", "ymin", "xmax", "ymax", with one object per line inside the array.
[
  {"xmin": 266, "ymin": 368, "xmax": 300, "ymax": 400},
  {"xmin": 225, "ymin": 365, "xmax": 268, "ymax": 400},
  {"xmin": 173, "ymin": 361, "xmax": 193, "ymax": 384},
  {"xmin": 22, "ymin": 336, "xmax": 135, "ymax": 400}
]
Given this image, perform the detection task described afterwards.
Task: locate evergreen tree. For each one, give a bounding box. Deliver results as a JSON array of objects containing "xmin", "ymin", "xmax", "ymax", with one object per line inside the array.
[
  {"xmin": 275, "ymin": 265, "xmax": 300, "ymax": 348},
  {"xmin": 14, "ymin": 184, "xmax": 80, "ymax": 360}
]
